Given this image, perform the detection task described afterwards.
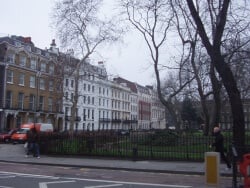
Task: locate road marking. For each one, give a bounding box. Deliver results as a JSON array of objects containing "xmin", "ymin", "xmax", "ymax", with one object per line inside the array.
[
  {"xmin": 0, "ymin": 171, "xmax": 192, "ymax": 188},
  {"xmin": 39, "ymin": 181, "xmax": 75, "ymax": 188},
  {"xmin": 85, "ymin": 184, "xmax": 123, "ymax": 188},
  {"xmin": 0, "ymin": 171, "xmax": 58, "ymax": 179},
  {"xmin": 0, "ymin": 175, "xmax": 16, "ymax": 178},
  {"xmin": 0, "ymin": 186, "xmax": 14, "ymax": 188},
  {"xmin": 66, "ymin": 177, "xmax": 192, "ymax": 187}
]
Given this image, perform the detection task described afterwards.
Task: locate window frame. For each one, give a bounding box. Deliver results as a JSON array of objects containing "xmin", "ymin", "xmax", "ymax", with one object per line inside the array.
[{"xmin": 7, "ymin": 70, "xmax": 14, "ymax": 83}]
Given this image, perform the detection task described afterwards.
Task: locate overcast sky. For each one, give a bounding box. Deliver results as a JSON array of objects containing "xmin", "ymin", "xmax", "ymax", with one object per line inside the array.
[{"xmin": 0, "ymin": 0, "xmax": 155, "ymax": 86}]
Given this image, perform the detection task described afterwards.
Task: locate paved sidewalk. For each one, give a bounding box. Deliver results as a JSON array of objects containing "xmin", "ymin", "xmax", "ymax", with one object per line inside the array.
[{"xmin": 0, "ymin": 144, "xmax": 233, "ymax": 176}]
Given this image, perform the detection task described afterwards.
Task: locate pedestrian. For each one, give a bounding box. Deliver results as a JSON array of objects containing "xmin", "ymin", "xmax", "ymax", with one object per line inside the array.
[
  {"xmin": 211, "ymin": 126, "xmax": 231, "ymax": 169},
  {"xmin": 86, "ymin": 133, "xmax": 94, "ymax": 153},
  {"xmin": 25, "ymin": 128, "xmax": 40, "ymax": 158}
]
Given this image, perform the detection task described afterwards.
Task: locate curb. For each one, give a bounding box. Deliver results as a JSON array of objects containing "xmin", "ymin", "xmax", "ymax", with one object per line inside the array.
[{"xmin": 0, "ymin": 159, "xmax": 232, "ymax": 177}]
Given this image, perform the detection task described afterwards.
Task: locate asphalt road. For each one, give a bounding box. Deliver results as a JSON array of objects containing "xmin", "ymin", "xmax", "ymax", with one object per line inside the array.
[{"xmin": 0, "ymin": 162, "xmax": 232, "ymax": 188}]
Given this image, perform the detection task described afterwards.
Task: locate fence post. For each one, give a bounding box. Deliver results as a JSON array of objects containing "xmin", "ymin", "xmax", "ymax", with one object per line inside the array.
[
  {"xmin": 132, "ymin": 147, "xmax": 138, "ymax": 161},
  {"xmin": 231, "ymin": 143, "xmax": 238, "ymax": 188}
]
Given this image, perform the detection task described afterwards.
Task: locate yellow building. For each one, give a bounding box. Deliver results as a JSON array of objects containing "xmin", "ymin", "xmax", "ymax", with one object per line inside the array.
[{"xmin": 0, "ymin": 36, "xmax": 64, "ymax": 131}]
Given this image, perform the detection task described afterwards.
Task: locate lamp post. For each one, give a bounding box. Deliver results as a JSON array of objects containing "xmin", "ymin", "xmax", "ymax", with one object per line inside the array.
[{"xmin": 35, "ymin": 71, "xmax": 41, "ymax": 127}]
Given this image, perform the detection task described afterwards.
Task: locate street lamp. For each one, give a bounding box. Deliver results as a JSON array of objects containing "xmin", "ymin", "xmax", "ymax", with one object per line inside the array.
[{"xmin": 34, "ymin": 71, "xmax": 41, "ymax": 127}]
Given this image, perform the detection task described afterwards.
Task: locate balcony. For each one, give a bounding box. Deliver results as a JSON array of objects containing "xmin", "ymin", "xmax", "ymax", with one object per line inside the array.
[
  {"xmin": 99, "ymin": 118, "xmax": 111, "ymax": 123},
  {"xmin": 123, "ymin": 119, "xmax": 138, "ymax": 124},
  {"xmin": 65, "ymin": 115, "xmax": 81, "ymax": 122},
  {"xmin": 111, "ymin": 119, "xmax": 121, "ymax": 123}
]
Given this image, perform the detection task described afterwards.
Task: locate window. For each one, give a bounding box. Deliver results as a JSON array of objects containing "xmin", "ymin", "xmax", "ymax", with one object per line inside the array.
[
  {"xmin": 39, "ymin": 96, "xmax": 44, "ymax": 110},
  {"xmin": 84, "ymin": 83, "xmax": 86, "ymax": 91},
  {"xmin": 92, "ymin": 109, "xmax": 94, "ymax": 120},
  {"xmin": 29, "ymin": 94, "xmax": 35, "ymax": 110},
  {"xmin": 30, "ymin": 59, "xmax": 37, "ymax": 70},
  {"xmin": 92, "ymin": 97, "xmax": 94, "ymax": 105},
  {"xmin": 71, "ymin": 93, "xmax": 74, "ymax": 100},
  {"xmin": 88, "ymin": 96, "xmax": 90, "ymax": 104},
  {"xmin": 36, "ymin": 49, "xmax": 41, "ymax": 55},
  {"xmin": 49, "ymin": 64, "xmax": 54, "ymax": 74},
  {"xmin": 48, "ymin": 98, "xmax": 53, "ymax": 112},
  {"xmin": 18, "ymin": 92, "xmax": 24, "ymax": 109},
  {"xmin": 88, "ymin": 84, "xmax": 90, "ymax": 92},
  {"xmin": 65, "ymin": 92, "xmax": 68, "ymax": 100},
  {"xmin": 76, "ymin": 108, "xmax": 79, "ymax": 117},
  {"xmin": 39, "ymin": 78, "xmax": 45, "ymax": 90},
  {"xmin": 65, "ymin": 79, "xmax": 69, "ymax": 87},
  {"xmin": 7, "ymin": 53, "xmax": 15, "ymax": 64},
  {"xmin": 87, "ymin": 109, "xmax": 90, "ymax": 119},
  {"xmin": 18, "ymin": 73, "xmax": 25, "ymax": 86},
  {"xmin": 65, "ymin": 107, "xmax": 69, "ymax": 116},
  {"xmin": 30, "ymin": 76, "xmax": 35, "ymax": 88},
  {"xmin": 15, "ymin": 41, "xmax": 21, "ymax": 47},
  {"xmin": 49, "ymin": 80, "xmax": 53, "ymax": 91},
  {"xmin": 7, "ymin": 70, "xmax": 14, "ymax": 83},
  {"xmin": 19, "ymin": 55, "xmax": 26, "ymax": 67},
  {"xmin": 25, "ymin": 45, "xmax": 31, "ymax": 52},
  {"xmin": 6, "ymin": 91, "xmax": 12, "ymax": 108},
  {"xmin": 92, "ymin": 86, "xmax": 95, "ymax": 93},
  {"xmin": 83, "ymin": 109, "xmax": 86, "ymax": 121},
  {"xmin": 56, "ymin": 101, "xmax": 60, "ymax": 112},
  {"xmin": 40, "ymin": 62, "xmax": 46, "ymax": 72},
  {"xmin": 71, "ymin": 80, "xmax": 74, "ymax": 88}
]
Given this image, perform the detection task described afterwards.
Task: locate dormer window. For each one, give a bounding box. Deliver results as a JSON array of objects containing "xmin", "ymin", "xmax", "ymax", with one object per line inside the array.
[
  {"xmin": 36, "ymin": 49, "xmax": 41, "ymax": 55},
  {"xmin": 25, "ymin": 45, "xmax": 31, "ymax": 52},
  {"xmin": 15, "ymin": 41, "xmax": 21, "ymax": 47},
  {"xmin": 19, "ymin": 55, "xmax": 26, "ymax": 67},
  {"xmin": 6, "ymin": 53, "xmax": 15, "ymax": 64}
]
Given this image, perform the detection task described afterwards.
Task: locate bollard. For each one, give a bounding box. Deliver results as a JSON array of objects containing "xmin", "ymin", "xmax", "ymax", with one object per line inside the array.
[{"xmin": 205, "ymin": 152, "xmax": 220, "ymax": 186}]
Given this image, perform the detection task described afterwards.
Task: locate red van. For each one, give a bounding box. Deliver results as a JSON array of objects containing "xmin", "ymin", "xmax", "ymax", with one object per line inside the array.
[{"xmin": 11, "ymin": 123, "xmax": 53, "ymax": 144}]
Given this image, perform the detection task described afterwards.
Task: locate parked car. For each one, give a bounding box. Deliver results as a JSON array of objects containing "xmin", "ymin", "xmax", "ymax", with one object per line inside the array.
[
  {"xmin": 11, "ymin": 123, "xmax": 54, "ymax": 144},
  {"xmin": 116, "ymin": 129, "xmax": 130, "ymax": 136},
  {"xmin": 0, "ymin": 129, "xmax": 17, "ymax": 143}
]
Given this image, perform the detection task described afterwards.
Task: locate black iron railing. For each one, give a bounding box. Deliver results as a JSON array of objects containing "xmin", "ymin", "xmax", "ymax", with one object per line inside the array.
[{"xmin": 36, "ymin": 130, "xmax": 248, "ymax": 162}]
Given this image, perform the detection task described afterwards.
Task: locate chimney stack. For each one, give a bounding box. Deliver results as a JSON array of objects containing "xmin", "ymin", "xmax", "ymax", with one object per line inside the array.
[
  {"xmin": 50, "ymin": 39, "xmax": 56, "ymax": 47},
  {"xmin": 23, "ymin": 37, "xmax": 32, "ymax": 43}
]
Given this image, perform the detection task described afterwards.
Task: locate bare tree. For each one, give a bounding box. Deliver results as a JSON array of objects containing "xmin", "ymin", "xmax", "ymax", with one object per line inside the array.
[
  {"xmin": 52, "ymin": 0, "xmax": 122, "ymax": 132},
  {"xmin": 184, "ymin": 0, "xmax": 250, "ymax": 146},
  {"xmin": 120, "ymin": 0, "xmax": 195, "ymax": 130}
]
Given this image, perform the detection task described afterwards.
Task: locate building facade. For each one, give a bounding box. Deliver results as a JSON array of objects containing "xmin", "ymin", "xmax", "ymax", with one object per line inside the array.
[
  {"xmin": 0, "ymin": 35, "xmax": 167, "ymax": 132},
  {"xmin": 0, "ymin": 36, "xmax": 64, "ymax": 131}
]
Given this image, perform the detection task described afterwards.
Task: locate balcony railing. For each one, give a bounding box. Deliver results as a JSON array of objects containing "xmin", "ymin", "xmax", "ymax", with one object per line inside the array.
[
  {"xmin": 99, "ymin": 118, "xmax": 111, "ymax": 122},
  {"xmin": 65, "ymin": 115, "xmax": 81, "ymax": 122}
]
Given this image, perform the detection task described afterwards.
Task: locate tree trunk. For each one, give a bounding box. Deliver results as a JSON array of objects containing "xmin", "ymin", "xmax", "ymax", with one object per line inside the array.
[
  {"xmin": 213, "ymin": 54, "xmax": 245, "ymax": 147},
  {"xmin": 186, "ymin": 0, "xmax": 245, "ymax": 147},
  {"xmin": 209, "ymin": 64, "xmax": 222, "ymax": 133}
]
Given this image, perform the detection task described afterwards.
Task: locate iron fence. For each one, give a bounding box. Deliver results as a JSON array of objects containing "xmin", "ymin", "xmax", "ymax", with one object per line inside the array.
[{"xmin": 36, "ymin": 130, "xmax": 243, "ymax": 162}]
